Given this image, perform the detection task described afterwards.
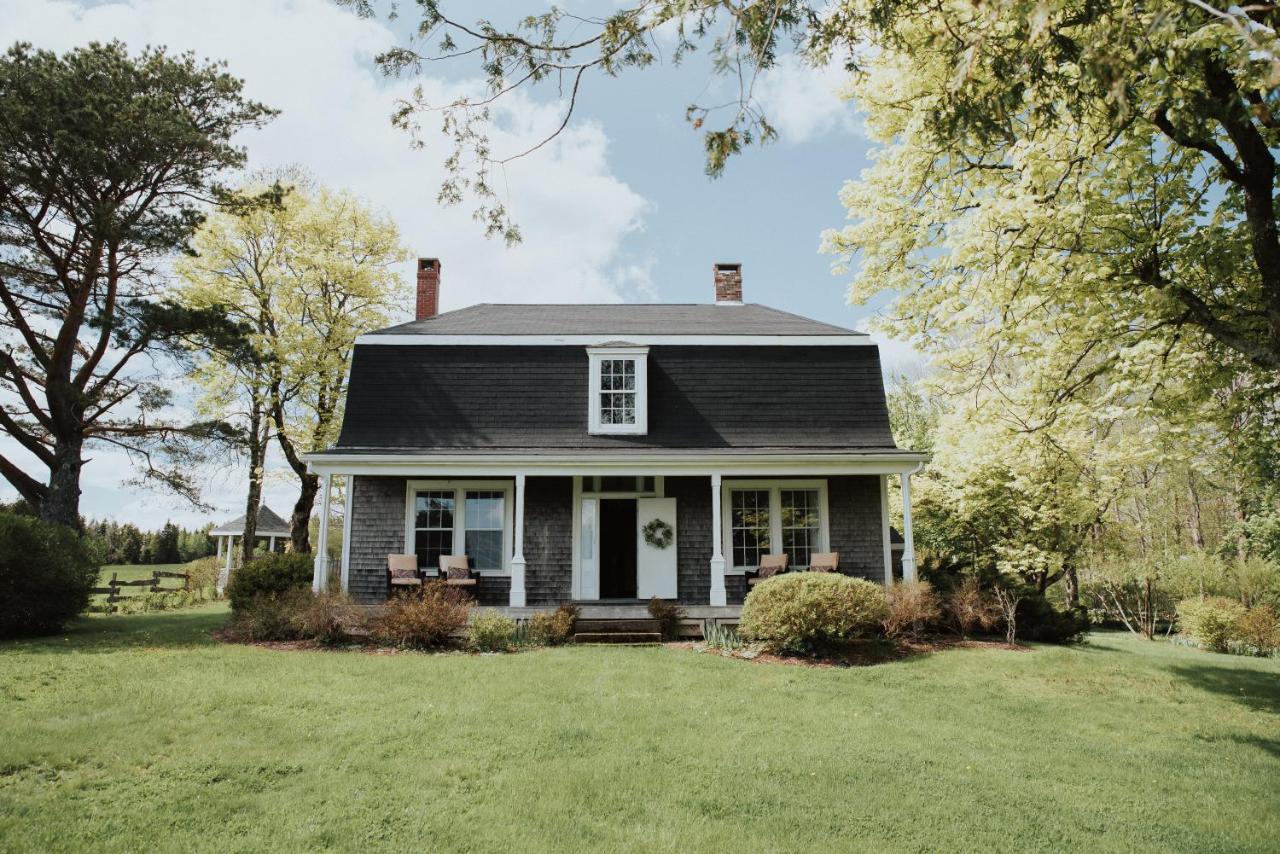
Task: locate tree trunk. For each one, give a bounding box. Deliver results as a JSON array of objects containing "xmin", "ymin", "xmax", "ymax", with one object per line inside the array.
[
  {"xmin": 240, "ymin": 391, "xmax": 267, "ymax": 563},
  {"xmin": 39, "ymin": 434, "xmax": 84, "ymax": 528},
  {"xmin": 289, "ymin": 471, "xmax": 318, "ymax": 553},
  {"xmin": 1188, "ymin": 475, "xmax": 1205, "ymax": 551},
  {"xmin": 1062, "ymin": 564, "xmax": 1080, "ymax": 610}
]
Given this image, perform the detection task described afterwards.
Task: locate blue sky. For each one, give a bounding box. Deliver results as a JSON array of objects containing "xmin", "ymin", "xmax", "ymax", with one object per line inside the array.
[{"xmin": 0, "ymin": 0, "xmax": 915, "ymax": 526}]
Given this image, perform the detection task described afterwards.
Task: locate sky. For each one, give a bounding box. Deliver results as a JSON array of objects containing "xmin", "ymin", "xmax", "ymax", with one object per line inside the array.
[{"xmin": 0, "ymin": 0, "xmax": 920, "ymax": 528}]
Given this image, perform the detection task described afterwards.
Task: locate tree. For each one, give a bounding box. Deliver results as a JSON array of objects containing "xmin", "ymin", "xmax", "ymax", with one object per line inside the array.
[
  {"xmin": 177, "ymin": 177, "xmax": 408, "ymax": 552},
  {"xmin": 0, "ymin": 41, "xmax": 274, "ymax": 526}
]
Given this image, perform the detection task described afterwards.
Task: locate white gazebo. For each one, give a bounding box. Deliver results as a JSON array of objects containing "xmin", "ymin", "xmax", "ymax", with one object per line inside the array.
[{"xmin": 211, "ymin": 506, "xmax": 291, "ymax": 592}]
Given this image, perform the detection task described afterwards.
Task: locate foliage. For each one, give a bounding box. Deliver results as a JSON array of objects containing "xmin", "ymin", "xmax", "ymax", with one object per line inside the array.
[
  {"xmin": 646, "ymin": 598, "xmax": 686, "ymax": 641},
  {"xmin": 992, "ymin": 587, "xmax": 1023, "ymax": 646},
  {"xmin": 1079, "ymin": 559, "xmax": 1173, "ymax": 640},
  {"xmin": 882, "ymin": 580, "xmax": 941, "ymax": 640},
  {"xmin": 184, "ymin": 556, "xmax": 222, "ymax": 594},
  {"xmin": 739, "ymin": 573, "xmax": 888, "ymax": 654},
  {"xmin": 227, "ymin": 590, "xmax": 307, "ymax": 642},
  {"xmin": 176, "ymin": 174, "xmax": 409, "ymax": 551},
  {"xmin": 114, "ymin": 588, "xmax": 215, "ymax": 616},
  {"xmin": 0, "ymin": 41, "xmax": 274, "ymax": 524},
  {"xmin": 293, "ymin": 592, "xmax": 363, "ymax": 646},
  {"xmin": 468, "ymin": 610, "xmax": 517, "ymax": 652},
  {"xmin": 0, "ymin": 512, "xmax": 99, "ymax": 636},
  {"xmin": 225, "ymin": 553, "xmax": 312, "ymax": 613},
  {"xmin": 368, "ymin": 582, "xmax": 471, "ymax": 650},
  {"xmin": 702, "ymin": 622, "xmax": 747, "ymax": 652},
  {"xmin": 1233, "ymin": 606, "xmax": 1280, "ymax": 657},
  {"xmin": 944, "ymin": 577, "xmax": 999, "ymax": 638},
  {"xmin": 526, "ymin": 605, "xmax": 578, "ymax": 647},
  {"xmin": 1177, "ymin": 597, "xmax": 1249, "ymax": 652},
  {"xmin": 1016, "ymin": 595, "xmax": 1089, "ymax": 645}
]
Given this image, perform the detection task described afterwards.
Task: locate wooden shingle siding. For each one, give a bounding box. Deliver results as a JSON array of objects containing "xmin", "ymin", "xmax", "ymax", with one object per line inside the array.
[
  {"xmin": 336, "ymin": 345, "xmax": 895, "ymax": 451},
  {"xmin": 524, "ymin": 477, "xmax": 572, "ymax": 605},
  {"xmin": 347, "ymin": 475, "xmax": 407, "ymax": 604},
  {"xmin": 827, "ymin": 475, "xmax": 886, "ymax": 583},
  {"xmin": 667, "ymin": 477, "xmax": 712, "ymax": 605}
]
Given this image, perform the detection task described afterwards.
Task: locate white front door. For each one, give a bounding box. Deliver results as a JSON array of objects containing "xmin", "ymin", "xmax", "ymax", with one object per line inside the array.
[{"xmin": 636, "ymin": 497, "xmax": 678, "ymax": 598}]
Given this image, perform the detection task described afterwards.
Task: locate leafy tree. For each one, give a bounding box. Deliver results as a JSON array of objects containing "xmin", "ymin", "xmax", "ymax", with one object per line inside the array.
[
  {"xmin": 0, "ymin": 41, "xmax": 275, "ymax": 526},
  {"xmin": 153, "ymin": 521, "xmax": 181, "ymax": 564},
  {"xmin": 177, "ymin": 176, "xmax": 408, "ymax": 552}
]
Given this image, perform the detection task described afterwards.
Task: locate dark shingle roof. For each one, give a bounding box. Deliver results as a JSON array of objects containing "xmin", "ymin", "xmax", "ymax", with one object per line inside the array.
[
  {"xmin": 210, "ymin": 505, "xmax": 291, "ymax": 536},
  {"xmin": 369, "ymin": 303, "xmax": 864, "ymax": 337}
]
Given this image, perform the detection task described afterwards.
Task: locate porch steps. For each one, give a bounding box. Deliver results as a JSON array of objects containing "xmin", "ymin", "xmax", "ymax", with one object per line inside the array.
[{"xmin": 573, "ymin": 617, "xmax": 663, "ymax": 645}]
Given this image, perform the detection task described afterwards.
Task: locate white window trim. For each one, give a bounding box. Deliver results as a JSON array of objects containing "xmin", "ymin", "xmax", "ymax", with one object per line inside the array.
[
  {"xmin": 720, "ymin": 479, "xmax": 829, "ymax": 574},
  {"xmin": 403, "ymin": 479, "xmax": 515, "ymax": 576},
  {"xmin": 587, "ymin": 346, "xmax": 648, "ymax": 435}
]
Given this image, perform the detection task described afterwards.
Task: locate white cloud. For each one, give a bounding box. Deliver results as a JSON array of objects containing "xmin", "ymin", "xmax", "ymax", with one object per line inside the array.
[
  {"xmin": 0, "ymin": 0, "xmax": 653, "ymax": 526},
  {"xmin": 753, "ymin": 54, "xmax": 862, "ymax": 143}
]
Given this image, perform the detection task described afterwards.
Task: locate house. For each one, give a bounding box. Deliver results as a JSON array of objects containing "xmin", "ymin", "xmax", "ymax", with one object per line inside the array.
[{"xmin": 304, "ymin": 259, "xmax": 925, "ymax": 613}]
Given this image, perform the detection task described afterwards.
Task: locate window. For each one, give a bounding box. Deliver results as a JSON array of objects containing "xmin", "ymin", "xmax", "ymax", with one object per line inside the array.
[
  {"xmin": 587, "ymin": 347, "xmax": 648, "ymax": 435},
  {"xmin": 722, "ymin": 481, "xmax": 828, "ymax": 571},
  {"xmin": 406, "ymin": 481, "xmax": 513, "ymax": 574},
  {"xmin": 585, "ymin": 476, "xmax": 656, "ymax": 494}
]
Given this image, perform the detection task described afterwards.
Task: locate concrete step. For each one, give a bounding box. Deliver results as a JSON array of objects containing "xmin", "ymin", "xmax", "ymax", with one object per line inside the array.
[
  {"xmin": 574, "ymin": 618, "xmax": 661, "ymax": 634},
  {"xmin": 573, "ymin": 631, "xmax": 663, "ymax": 645}
]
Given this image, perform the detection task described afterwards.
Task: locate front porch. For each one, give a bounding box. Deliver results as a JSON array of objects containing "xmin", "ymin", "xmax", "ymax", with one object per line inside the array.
[{"xmin": 304, "ymin": 455, "xmax": 925, "ymax": 609}]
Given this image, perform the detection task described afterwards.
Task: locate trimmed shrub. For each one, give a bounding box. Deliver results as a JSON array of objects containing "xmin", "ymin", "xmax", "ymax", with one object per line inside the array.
[
  {"xmin": 883, "ymin": 580, "xmax": 942, "ymax": 640},
  {"xmin": 226, "ymin": 552, "xmax": 312, "ymax": 612},
  {"xmin": 0, "ymin": 512, "xmax": 98, "ymax": 637},
  {"xmin": 945, "ymin": 576, "xmax": 999, "ymax": 637},
  {"xmin": 647, "ymin": 597, "xmax": 686, "ymax": 640},
  {"xmin": 739, "ymin": 572, "xmax": 889, "ymax": 654},
  {"xmin": 1178, "ymin": 596, "xmax": 1248, "ymax": 652},
  {"xmin": 228, "ymin": 589, "xmax": 308, "ymax": 642},
  {"xmin": 527, "ymin": 605, "xmax": 578, "ymax": 646},
  {"xmin": 469, "ymin": 610, "xmax": 517, "ymax": 652},
  {"xmin": 1017, "ymin": 594, "xmax": 1089, "ymax": 644},
  {"xmin": 295, "ymin": 592, "xmax": 363, "ymax": 646},
  {"xmin": 369, "ymin": 582, "xmax": 471, "ymax": 649},
  {"xmin": 183, "ymin": 556, "xmax": 222, "ymax": 594},
  {"xmin": 1234, "ymin": 605, "xmax": 1280, "ymax": 656}
]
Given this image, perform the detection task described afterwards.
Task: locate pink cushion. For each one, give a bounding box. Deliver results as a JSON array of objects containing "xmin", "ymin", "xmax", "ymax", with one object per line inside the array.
[{"xmin": 445, "ymin": 563, "xmax": 470, "ymax": 580}]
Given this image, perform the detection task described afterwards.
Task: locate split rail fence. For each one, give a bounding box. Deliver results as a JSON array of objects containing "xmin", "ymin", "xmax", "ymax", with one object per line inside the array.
[{"xmin": 90, "ymin": 570, "xmax": 190, "ymax": 613}]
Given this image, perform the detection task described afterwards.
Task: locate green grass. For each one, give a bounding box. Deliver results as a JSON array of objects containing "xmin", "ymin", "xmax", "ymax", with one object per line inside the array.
[
  {"xmin": 1, "ymin": 609, "xmax": 1277, "ymax": 853},
  {"xmin": 96, "ymin": 563, "xmax": 187, "ymax": 585}
]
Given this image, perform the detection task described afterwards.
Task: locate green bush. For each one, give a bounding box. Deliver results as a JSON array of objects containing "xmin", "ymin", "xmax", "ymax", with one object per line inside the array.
[
  {"xmin": 1017, "ymin": 594, "xmax": 1088, "ymax": 644},
  {"xmin": 183, "ymin": 556, "xmax": 222, "ymax": 594},
  {"xmin": 369, "ymin": 582, "xmax": 471, "ymax": 649},
  {"xmin": 1178, "ymin": 596, "xmax": 1248, "ymax": 652},
  {"xmin": 226, "ymin": 552, "xmax": 312, "ymax": 612},
  {"xmin": 228, "ymin": 590, "xmax": 307, "ymax": 642},
  {"xmin": 116, "ymin": 588, "xmax": 212, "ymax": 615},
  {"xmin": 1234, "ymin": 605, "xmax": 1280, "ymax": 656},
  {"xmin": 0, "ymin": 512, "xmax": 99, "ymax": 637},
  {"xmin": 526, "ymin": 605, "xmax": 578, "ymax": 646},
  {"xmin": 468, "ymin": 610, "xmax": 517, "ymax": 652},
  {"xmin": 647, "ymin": 597, "xmax": 686, "ymax": 640},
  {"xmin": 739, "ymin": 572, "xmax": 889, "ymax": 654}
]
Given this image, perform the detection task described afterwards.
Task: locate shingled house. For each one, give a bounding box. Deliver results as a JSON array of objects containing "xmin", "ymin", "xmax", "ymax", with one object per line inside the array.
[{"xmin": 304, "ymin": 259, "xmax": 924, "ymax": 613}]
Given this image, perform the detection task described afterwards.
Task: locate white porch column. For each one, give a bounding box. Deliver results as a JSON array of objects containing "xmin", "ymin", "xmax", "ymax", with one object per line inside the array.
[
  {"xmin": 339, "ymin": 476, "xmax": 353, "ymax": 593},
  {"xmin": 216, "ymin": 535, "xmax": 223, "ymax": 561},
  {"xmin": 900, "ymin": 471, "xmax": 917, "ymax": 582},
  {"xmin": 217, "ymin": 535, "xmax": 234, "ymax": 594},
  {"xmin": 709, "ymin": 473, "xmax": 727, "ymax": 607},
  {"xmin": 312, "ymin": 472, "xmax": 332, "ymax": 593},
  {"xmin": 510, "ymin": 474, "xmax": 527, "ymax": 607}
]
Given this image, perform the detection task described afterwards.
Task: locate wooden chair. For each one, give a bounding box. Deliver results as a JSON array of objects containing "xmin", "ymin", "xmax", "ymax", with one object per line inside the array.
[
  {"xmin": 387, "ymin": 554, "xmax": 423, "ymax": 592},
  {"xmin": 808, "ymin": 552, "xmax": 840, "ymax": 573},
  {"xmin": 439, "ymin": 555, "xmax": 479, "ymax": 590},
  {"xmin": 746, "ymin": 553, "xmax": 789, "ymax": 587}
]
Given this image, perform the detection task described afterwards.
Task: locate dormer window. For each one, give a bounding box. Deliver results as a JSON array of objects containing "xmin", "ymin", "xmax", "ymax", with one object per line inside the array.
[{"xmin": 587, "ymin": 346, "xmax": 648, "ymax": 435}]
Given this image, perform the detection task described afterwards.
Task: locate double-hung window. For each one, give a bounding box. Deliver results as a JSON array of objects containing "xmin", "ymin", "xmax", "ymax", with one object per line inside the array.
[
  {"xmin": 722, "ymin": 480, "xmax": 828, "ymax": 571},
  {"xmin": 406, "ymin": 481, "xmax": 514, "ymax": 574},
  {"xmin": 587, "ymin": 347, "xmax": 648, "ymax": 435}
]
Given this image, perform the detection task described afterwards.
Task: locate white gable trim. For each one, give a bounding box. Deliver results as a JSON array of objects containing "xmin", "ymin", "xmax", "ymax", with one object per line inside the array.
[{"xmin": 356, "ymin": 333, "xmax": 874, "ymax": 347}]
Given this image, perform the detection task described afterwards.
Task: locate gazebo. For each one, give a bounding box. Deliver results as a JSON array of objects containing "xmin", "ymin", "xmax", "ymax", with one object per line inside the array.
[{"xmin": 211, "ymin": 506, "xmax": 291, "ymax": 591}]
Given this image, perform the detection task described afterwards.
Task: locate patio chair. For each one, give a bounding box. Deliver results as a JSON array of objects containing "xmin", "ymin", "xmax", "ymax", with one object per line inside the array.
[
  {"xmin": 746, "ymin": 553, "xmax": 789, "ymax": 588},
  {"xmin": 440, "ymin": 555, "xmax": 479, "ymax": 590},
  {"xmin": 387, "ymin": 554, "xmax": 424, "ymax": 592},
  {"xmin": 808, "ymin": 552, "xmax": 840, "ymax": 573}
]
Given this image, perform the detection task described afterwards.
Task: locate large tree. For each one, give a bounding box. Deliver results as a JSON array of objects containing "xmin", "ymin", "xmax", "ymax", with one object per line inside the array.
[
  {"xmin": 177, "ymin": 177, "xmax": 408, "ymax": 552},
  {"xmin": 0, "ymin": 42, "xmax": 274, "ymax": 526}
]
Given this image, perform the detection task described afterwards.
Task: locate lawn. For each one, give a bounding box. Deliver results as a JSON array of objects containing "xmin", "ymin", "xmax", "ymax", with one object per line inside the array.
[{"xmin": 1, "ymin": 607, "xmax": 1277, "ymax": 853}]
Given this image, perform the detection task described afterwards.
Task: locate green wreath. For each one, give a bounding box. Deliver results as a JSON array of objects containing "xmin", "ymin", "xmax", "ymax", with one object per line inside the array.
[{"xmin": 641, "ymin": 518, "xmax": 674, "ymax": 549}]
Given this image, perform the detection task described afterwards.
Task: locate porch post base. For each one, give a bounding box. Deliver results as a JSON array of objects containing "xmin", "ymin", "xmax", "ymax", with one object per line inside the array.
[
  {"xmin": 312, "ymin": 554, "xmax": 329, "ymax": 593},
  {"xmin": 509, "ymin": 558, "xmax": 527, "ymax": 608},
  {"xmin": 709, "ymin": 556, "xmax": 727, "ymax": 607},
  {"xmin": 900, "ymin": 556, "xmax": 917, "ymax": 583}
]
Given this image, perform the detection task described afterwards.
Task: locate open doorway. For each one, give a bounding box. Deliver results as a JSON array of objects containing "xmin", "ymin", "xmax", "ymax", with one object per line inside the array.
[{"xmin": 599, "ymin": 498, "xmax": 637, "ymax": 599}]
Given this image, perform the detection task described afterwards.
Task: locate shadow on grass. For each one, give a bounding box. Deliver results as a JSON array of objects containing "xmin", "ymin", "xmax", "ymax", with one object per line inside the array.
[
  {"xmin": 1167, "ymin": 660, "xmax": 1280, "ymax": 715},
  {"xmin": 1, "ymin": 606, "xmax": 227, "ymax": 655}
]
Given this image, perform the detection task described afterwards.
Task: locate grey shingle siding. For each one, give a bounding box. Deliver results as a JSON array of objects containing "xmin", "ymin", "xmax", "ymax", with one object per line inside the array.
[
  {"xmin": 335, "ymin": 345, "xmax": 895, "ymax": 452},
  {"xmin": 523, "ymin": 477, "xmax": 573, "ymax": 605},
  {"xmin": 346, "ymin": 475, "xmax": 406, "ymax": 604},
  {"xmin": 827, "ymin": 475, "xmax": 887, "ymax": 583}
]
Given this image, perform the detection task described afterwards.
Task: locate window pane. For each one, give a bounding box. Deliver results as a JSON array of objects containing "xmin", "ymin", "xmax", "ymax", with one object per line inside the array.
[
  {"xmin": 731, "ymin": 489, "xmax": 771, "ymax": 568},
  {"xmin": 465, "ymin": 529, "xmax": 503, "ymax": 570},
  {"xmin": 463, "ymin": 490, "xmax": 504, "ymax": 571},
  {"xmin": 414, "ymin": 491, "xmax": 454, "ymax": 530},
  {"xmin": 414, "ymin": 529, "xmax": 453, "ymax": 571},
  {"xmin": 465, "ymin": 490, "xmax": 504, "ymax": 530},
  {"xmin": 414, "ymin": 491, "xmax": 456, "ymax": 570},
  {"xmin": 780, "ymin": 489, "xmax": 820, "ymax": 567}
]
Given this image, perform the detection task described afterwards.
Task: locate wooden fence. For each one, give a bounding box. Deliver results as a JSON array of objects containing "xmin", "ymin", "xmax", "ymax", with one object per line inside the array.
[{"xmin": 91, "ymin": 570, "xmax": 190, "ymax": 613}]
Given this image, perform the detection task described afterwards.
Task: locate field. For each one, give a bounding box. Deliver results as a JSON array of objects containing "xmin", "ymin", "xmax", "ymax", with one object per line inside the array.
[{"xmin": 0, "ymin": 605, "xmax": 1277, "ymax": 852}]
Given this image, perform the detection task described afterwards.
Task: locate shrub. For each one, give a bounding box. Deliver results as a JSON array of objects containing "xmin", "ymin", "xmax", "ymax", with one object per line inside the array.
[
  {"xmin": 228, "ymin": 589, "xmax": 308, "ymax": 642},
  {"xmin": 883, "ymin": 580, "xmax": 942, "ymax": 640},
  {"xmin": 226, "ymin": 552, "xmax": 312, "ymax": 613},
  {"xmin": 1234, "ymin": 605, "xmax": 1280, "ymax": 656},
  {"xmin": 703, "ymin": 622, "xmax": 747, "ymax": 652},
  {"xmin": 369, "ymin": 582, "xmax": 471, "ymax": 649},
  {"xmin": 469, "ymin": 610, "xmax": 517, "ymax": 652},
  {"xmin": 527, "ymin": 605, "xmax": 578, "ymax": 646},
  {"xmin": 295, "ymin": 592, "xmax": 363, "ymax": 646},
  {"xmin": 183, "ymin": 556, "xmax": 222, "ymax": 594},
  {"xmin": 739, "ymin": 572, "xmax": 888, "ymax": 654},
  {"xmin": 647, "ymin": 597, "xmax": 686, "ymax": 640},
  {"xmin": 945, "ymin": 577, "xmax": 999, "ymax": 637},
  {"xmin": 1178, "ymin": 596, "xmax": 1248, "ymax": 652},
  {"xmin": 1017, "ymin": 594, "xmax": 1088, "ymax": 644},
  {"xmin": 116, "ymin": 588, "xmax": 212, "ymax": 615},
  {"xmin": 0, "ymin": 513, "xmax": 99, "ymax": 637}
]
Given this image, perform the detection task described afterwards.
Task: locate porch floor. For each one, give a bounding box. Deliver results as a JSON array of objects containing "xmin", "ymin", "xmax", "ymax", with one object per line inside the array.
[{"xmin": 496, "ymin": 603, "xmax": 741, "ymax": 620}]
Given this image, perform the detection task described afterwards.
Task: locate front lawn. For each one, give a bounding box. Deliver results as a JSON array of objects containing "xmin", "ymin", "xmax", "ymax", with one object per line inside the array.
[{"xmin": 1, "ymin": 607, "xmax": 1276, "ymax": 852}]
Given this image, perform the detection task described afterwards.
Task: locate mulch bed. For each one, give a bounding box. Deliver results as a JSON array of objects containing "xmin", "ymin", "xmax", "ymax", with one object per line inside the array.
[{"xmin": 678, "ymin": 635, "xmax": 1029, "ymax": 668}]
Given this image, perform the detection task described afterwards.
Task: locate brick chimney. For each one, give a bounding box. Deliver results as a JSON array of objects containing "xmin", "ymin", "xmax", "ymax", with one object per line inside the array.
[
  {"xmin": 415, "ymin": 258, "xmax": 440, "ymax": 320},
  {"xmin": 714, "ymin": 262, "xmax": 743, "ymax": 304}
]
